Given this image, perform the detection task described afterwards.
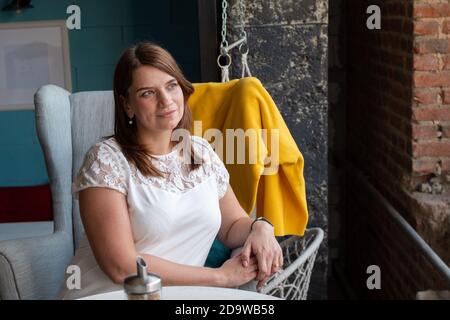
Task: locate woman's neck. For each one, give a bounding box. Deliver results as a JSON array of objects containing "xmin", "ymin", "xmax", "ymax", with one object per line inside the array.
[{"xmin": 137, "ymin": 130, "xmax": 175, "ymax": 155}]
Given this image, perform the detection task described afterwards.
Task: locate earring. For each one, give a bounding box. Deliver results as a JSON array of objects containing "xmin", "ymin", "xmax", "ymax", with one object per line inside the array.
[{"xmin": 128, "ymin": 117, "xmax": 133, "ymax": 125}]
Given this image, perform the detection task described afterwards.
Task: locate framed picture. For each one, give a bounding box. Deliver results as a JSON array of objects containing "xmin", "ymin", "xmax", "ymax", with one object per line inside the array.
[{"xmin": 0, "ymin": 20, "xmax": 71, "ymax": 111}]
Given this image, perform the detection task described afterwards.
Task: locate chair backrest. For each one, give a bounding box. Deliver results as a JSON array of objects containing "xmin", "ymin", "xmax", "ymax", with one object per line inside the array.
[
  {"xmin": 35, "ymin": 85, "xmax": 116, "ymax": 252},
  {"xmin": 69, "ymin": 90, "xmax": 115, "ymax": 249}
]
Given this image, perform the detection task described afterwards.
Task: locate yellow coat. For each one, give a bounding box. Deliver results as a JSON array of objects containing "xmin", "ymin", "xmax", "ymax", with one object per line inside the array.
[{"xmin": 188, "ymin": 77, "xmax": 308, "ymax": 236}]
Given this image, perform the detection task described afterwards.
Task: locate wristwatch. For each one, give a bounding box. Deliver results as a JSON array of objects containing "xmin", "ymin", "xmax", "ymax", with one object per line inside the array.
[{"xmin": 250, "ymin": 217, "xmax": 274, "ymax": 231}]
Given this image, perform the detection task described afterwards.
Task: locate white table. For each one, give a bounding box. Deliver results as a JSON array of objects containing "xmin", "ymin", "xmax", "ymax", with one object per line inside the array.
[{"xmin": 80, "ymin": 286, "xmax": 281, "ymax": 300}]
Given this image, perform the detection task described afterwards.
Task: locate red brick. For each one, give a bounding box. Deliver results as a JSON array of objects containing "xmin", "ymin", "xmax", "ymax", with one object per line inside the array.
[
  {"xmin": 412, "ymin": 140, "xmax": 450, "ymax": 157},
  {"xmin": 442, "ymin": 158, "xmax": 450, "ymax": 171},
  {"xmin": 443, "ymin": 90, "xmax": 450, "ymax": 104},
  {"xmin": 412, "ymin": 88, "xmax": 440, "ymax": 104},
  {"xmin": 414, "ymin": 4, "xmax": 450, "ymax": 18},
  {"xmin": 413, "ymin": 54, "xmax": 439, "ymax": 71},
  {"xmin": 413, "ymin": 71, "xmax": 450, "ymax": 87},
  {"xmin": 414, "ymin": 20, "xmax": 439, "ymax": 36},
  {"xmin": 442, "ymin": 123, "xmax": 450, "ymax": 138},
  {"xmin": 412, "ymin": 107, "xmax": 450, "ymax": 121},
  {"xmin": 414, "ymin": 38, "xmax": 450, "ymax": 54},
  {"xmin": 443, "ymin": 54, "xmax": 450, "ymax": 70},
  {"xmin": 443, "ymin": 19, "xmax": 450, "ymax": 34},
  {"xmin": 412, "ymin": 123, "xmax": 438, "ymax": 140},
  {"xmin": 412, "ymin": 158, "xmax": 439, "ymax": 174}
]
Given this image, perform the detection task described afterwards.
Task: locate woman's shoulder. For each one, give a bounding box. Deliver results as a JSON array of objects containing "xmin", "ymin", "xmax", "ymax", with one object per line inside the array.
[
  {"xmin": 87, "ymin": 136, "xmax": 122, "ymax": 156},
  {"xmin": 74, "ymin": 137, "xmax": 129, "ymax": 198},
  {"xmin": 82, "ymin": 137, "xmax": 127, "ymax": 169}
]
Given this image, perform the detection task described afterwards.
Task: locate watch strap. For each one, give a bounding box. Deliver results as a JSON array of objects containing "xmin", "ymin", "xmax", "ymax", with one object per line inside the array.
[{"xmin": 250, "ymin": 217, "xmax": 273, "ymax": 231}]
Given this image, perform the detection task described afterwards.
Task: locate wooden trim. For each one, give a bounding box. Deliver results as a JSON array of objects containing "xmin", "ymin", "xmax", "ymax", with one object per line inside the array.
[{"xmin": 197, "ymin": 0, "xmax": 220, "ymax": 82}]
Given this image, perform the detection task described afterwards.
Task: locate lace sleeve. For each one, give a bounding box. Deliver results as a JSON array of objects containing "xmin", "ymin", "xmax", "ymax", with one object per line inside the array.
[{"xmin": 72, "ymin": 142, "xmax": 128, "ymax": 200}]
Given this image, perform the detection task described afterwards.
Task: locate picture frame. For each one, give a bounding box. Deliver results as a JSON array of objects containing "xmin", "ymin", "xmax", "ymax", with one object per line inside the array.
[{"xmin": 0, "ymin": 20, "xmax": 71, "ymax": 111}]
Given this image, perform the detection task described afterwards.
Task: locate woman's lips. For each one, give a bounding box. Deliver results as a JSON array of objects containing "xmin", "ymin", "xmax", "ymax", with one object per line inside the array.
[{"xmin": 158, "ymin": 110, "xmax": 176, "ymax": 117}]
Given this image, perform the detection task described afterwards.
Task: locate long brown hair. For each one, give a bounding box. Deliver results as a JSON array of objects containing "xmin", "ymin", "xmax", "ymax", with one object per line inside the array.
[{"xmin": 111, "ymin": 42, "xmax": 200, "ymax": 177}]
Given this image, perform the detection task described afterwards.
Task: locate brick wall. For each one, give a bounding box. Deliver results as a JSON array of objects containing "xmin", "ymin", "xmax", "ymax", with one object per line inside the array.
[
  {"xmin": 412, "ymin": 1, "xmax": 450, "ymax": 189},
  {"xmin": 345, "ymin": 0, "xmax": 449, "ymax": 299},
  {"xmin": 410, "ymin": 1, "xmax": 450, "ymax": 269}
]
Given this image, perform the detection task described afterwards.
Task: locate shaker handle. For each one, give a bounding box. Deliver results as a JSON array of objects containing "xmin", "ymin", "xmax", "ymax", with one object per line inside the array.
[{"xmin": 136, "ymin": 256, "xmax": 148, "ymax": 281}]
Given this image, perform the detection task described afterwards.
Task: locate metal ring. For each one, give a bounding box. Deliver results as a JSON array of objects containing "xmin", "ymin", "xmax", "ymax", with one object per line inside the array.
[
  {"xmin": 217, "ymin": 53, "xmax": 232, "ymax": 68},
  {"xmin": 220, "ymin": 41, "xmax": 229, "ymax": 51},
  {"xmin": 239, "ymin": 42, "xmax": 249, "ymax": 55}
]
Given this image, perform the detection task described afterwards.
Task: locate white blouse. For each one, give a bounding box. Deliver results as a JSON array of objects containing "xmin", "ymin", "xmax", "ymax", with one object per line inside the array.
[{"xmin": 59, "ymin": 135, "xmax": 229, "ymax": 299}]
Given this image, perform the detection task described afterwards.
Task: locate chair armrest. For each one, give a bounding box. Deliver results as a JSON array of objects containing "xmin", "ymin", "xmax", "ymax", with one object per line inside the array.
[
  {"xmin": 0, "ymin": 231, "xmax": 72, "ymax": 300},
  {"xmin": 260, "ymin": 228, "xmax": 324, "ymax": 299}
]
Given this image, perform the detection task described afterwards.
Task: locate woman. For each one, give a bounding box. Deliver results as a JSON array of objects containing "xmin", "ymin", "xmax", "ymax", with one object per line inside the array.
[{"xmin": 59, "ymin": 42, "xmax": 282, "ymax": 299}]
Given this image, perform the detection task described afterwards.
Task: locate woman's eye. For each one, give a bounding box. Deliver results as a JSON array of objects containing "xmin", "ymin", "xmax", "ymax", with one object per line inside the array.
[
  {"xmin": 142, "ymin": 90, "xmax": 155, "ymax": 97},
  {"xmin": 167, "ymin": 83, "xmax": 178, "ymax": 90}
]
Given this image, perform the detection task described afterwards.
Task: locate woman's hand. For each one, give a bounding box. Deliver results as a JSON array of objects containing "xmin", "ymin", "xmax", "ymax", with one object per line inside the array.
[
  {"xmin": 218, "ymin": 255, "xmax": 258, "ymax": 288},
  {"xmin": 240, "ymin": 221, "xmax": 283, "ymax": 291}
]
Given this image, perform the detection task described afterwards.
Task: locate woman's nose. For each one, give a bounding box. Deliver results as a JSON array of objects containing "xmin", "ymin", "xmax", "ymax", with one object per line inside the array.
[{"xmin": 158, "ymin": 90, "xmax": 172, "ymax": 106}]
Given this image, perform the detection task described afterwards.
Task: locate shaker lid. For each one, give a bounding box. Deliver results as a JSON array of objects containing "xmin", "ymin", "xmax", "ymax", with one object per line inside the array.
[{"xmin": 123, "ymin": 256, "xmax": 161, "ymax": 294}]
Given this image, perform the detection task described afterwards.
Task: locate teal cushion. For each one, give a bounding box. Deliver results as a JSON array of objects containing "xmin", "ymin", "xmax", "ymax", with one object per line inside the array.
[{"xmin": 204, "ymin": 239, "xmax": 231, "ymax": 268}]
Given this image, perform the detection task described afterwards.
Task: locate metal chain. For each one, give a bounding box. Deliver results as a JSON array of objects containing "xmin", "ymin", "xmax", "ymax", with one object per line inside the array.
[
  {"xmin": 238, "ymin": 0, "xmax": 249, "ymax": 55},
  {"xmin": 238, "ymin": 0, "xmax": 251, "ymax": 77},
  {"xmin": 218, "ymin": 0, "xmax": 231, "ymax": 81},
  {"xmin": 238, "ymin": 0, "xmax": 247, "ymax": 40},
  {"xmin": 220, "ymin": 0, "xmax": 228, "ymax": 51},
  {"xmin": 218, "ymin": 0, "xmax": 252, "ymax": 80}
]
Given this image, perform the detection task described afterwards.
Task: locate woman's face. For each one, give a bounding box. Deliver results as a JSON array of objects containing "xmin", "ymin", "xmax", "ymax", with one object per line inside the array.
[{"xmin": 124, "ymin": 65, "xmax": 184, "ymax": 134}]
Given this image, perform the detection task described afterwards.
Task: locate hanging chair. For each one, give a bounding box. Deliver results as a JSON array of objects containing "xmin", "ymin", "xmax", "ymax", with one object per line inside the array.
[
  {"xmin": 216, "ymin": 0, "xmax": 325, "ymax": 300},
  {"xmin": 232, "ymin": 228, "xmax": 324, "ymax": 300},
  {"xmin": 259, "ymin": 228, "xmax": 324, "ymax": 299}
]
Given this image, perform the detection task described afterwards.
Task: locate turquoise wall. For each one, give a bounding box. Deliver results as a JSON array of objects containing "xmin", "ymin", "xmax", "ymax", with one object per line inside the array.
[{"xmin": 0, "ymin": 0, "xmax": 200, "ymax": 186}]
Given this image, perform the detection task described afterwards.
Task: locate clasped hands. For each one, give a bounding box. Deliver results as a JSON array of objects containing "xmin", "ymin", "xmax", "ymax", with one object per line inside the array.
[{"xmin": 238, "ymin": 221, "xmax": 283, "ymax": 291}]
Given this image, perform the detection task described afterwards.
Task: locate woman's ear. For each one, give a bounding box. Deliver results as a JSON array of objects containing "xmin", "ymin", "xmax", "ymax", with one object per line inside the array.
[{"xmin": 120, "ymin": 95, "xmax": 133, "ymax": 117}]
